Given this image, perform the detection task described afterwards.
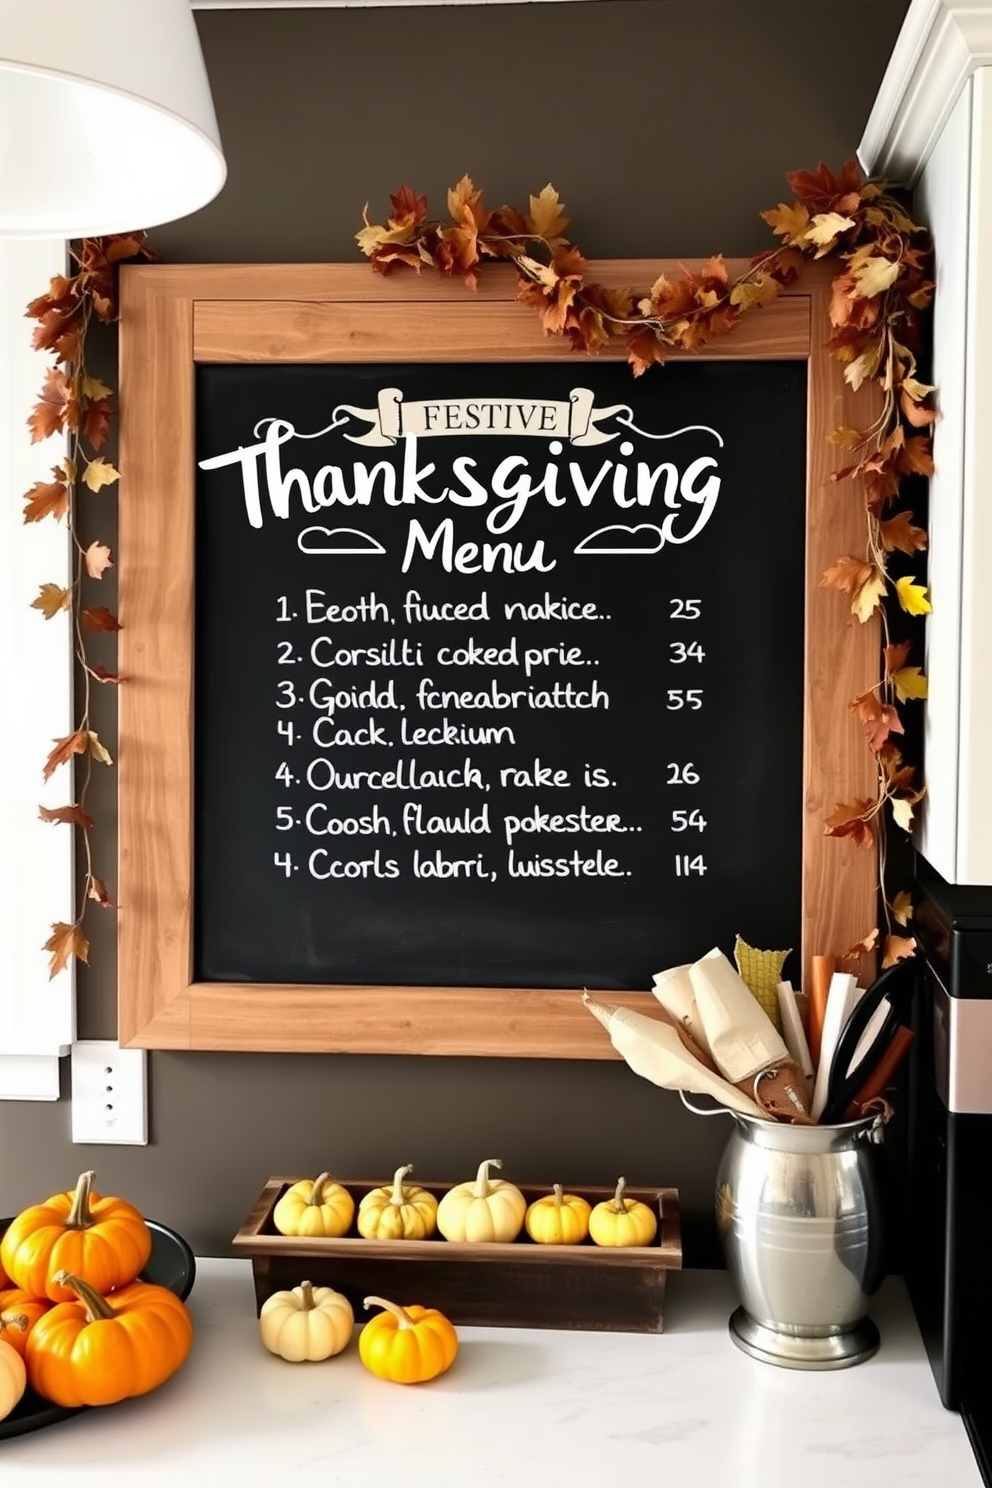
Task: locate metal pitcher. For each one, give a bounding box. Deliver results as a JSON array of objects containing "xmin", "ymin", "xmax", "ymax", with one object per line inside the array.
[{"xmin": 715, "ymin": 1108, "xmax": 888, "ymax": 1369}]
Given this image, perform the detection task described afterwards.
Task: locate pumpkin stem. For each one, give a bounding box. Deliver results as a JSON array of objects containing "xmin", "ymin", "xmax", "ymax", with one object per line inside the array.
[
  {"xmin": 610, "ymin": 1177, "xmax": 632, "ymax": 1213},
  {"xmin": 52, "ymin": 1269, "xmax": 116, "ymax": 1322},
  {"xmin": 299, "ymin": 1280, "xmax": 316, "ymax": 1310},
  {"xmin": 0, "ymin": 1312, "xmax": 28, "ymax": 1336},
  {"xmin": 65, "ymin": 1169, "xmax": 96, "ymax": 1229},
  {"xmin": 308, "ymin": 1173, "xmax": 334, "ymax": 1206},
  {"xmin": 474, "ymin": 1157, "xmax": 502, "ymax": 1199},
  {"xmin": 553, "ymin": 1183, "xmax": 564, "ymax": 1208},
  {"xmin": 363, "ymin": 1295, "xmax": 413, "ymax": 1329},
  {"xmin": 390, "ymin": 1164, "xmax": 414, "ymax": 1205}
]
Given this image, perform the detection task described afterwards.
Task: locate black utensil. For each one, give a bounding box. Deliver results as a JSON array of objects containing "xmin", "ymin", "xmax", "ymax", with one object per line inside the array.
[{"xmin": 819, "ymin": 958, "xmax": 916, "ymax": 1125}]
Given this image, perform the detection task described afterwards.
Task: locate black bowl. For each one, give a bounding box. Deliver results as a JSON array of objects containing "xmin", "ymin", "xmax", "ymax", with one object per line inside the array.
[{"xmin": 0, "ymin": 1217, "xmax": 195, "ymax": 1441}]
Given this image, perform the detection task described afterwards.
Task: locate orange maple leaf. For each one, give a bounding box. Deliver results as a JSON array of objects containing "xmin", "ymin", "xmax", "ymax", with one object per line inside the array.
[
  {"xmin": 824, "ymin": 799, "xmax": 876, "ymax": 848},
  {"xmin": 785, "ymin": 158, "xmax": 862, "ymax": 209},
  {"xmin": 44, "ymin": 921, "xmax": 89, "ymax": 978},
  {"xmin": 28, "ymin": 366, "xmax": 74, "ymax": 443},
  {"xmin": 879, "ymin": 510, "xmax": 928, "ymax": 553},
  {"xmin": 884, "ymin": 641, "xmax": 912, "ymax": 675},
  {"xmin": 849, "ymin": 691, "xmax": 905, "ymax": 753},
  {"xmin": 43, "ymin": 729, "xmax": 88, "ymax": 781},
  {"xmin": 81, "ymin": 605, "xmax": 121, "ymax": 632},
  {"xmin": 881, "ymin": 933, "xmax": 916, "ymax": 969},
  {"xmin": 87, "ymin": 876, "xmax": 115, "ymax": 909},
  {"xmin": 23, "ymin": 474, "xmax": 69, "ymax": 524},
  {"xmin": 625, "ymin": 326, "xmax": 667, "ymax": 377},
  {"xmin": 30, "ymin": 583, "xmax": 70, "ymax": 619},
  {"xmin": 39, "ymin": 803, "xmax": 95, "ymax": 829}
]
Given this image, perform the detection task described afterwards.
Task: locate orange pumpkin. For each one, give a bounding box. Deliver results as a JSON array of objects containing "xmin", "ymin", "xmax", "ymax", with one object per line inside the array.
[
  {"xmin": 0, "ymin": 1171, "xmax": 151, "ymax": 1303},
  {"xmin": 0, "ymin": 1290, "xmax": 50, "ymax": 1358},
  {"xmin": 26, "ymin": 1270, "xmax": 193, "ymax": 1408}
]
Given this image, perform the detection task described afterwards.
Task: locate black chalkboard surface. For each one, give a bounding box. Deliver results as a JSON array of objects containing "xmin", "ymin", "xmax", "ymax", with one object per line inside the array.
[{"xmin": 193, "ymin": 358, "xmax": 807, "ymax": 991}]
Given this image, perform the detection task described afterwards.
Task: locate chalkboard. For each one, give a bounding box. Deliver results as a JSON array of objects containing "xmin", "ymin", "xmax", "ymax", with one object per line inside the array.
[
  {"xmin": 117, "ymin": 262, "xmax": 879, "ymax": 1055},
  {"xmin": 193, "ymin": 360, "xmax": 807, "ymax": 991}
]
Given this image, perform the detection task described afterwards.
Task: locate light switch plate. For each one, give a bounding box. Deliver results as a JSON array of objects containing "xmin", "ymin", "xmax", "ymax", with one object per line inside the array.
[{"xmin": 70, "ymin": 1041, "xmax": 148, "ymax": 1145}]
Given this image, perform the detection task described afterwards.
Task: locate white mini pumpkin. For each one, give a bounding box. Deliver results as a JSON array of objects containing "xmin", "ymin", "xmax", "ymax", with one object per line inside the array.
[{"xmin": 259, "ymin": 1281, "xmax": 354, "ymax": 1362}]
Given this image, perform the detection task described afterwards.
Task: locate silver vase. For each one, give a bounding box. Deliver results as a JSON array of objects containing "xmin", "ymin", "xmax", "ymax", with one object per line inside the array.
[{"xmin": 715, "ymin": 1109, "xmax": 888, "ymax": 1369}]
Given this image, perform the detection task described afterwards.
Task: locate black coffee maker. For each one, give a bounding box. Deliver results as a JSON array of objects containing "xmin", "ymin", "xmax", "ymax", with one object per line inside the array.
[{"xmin": 907, "ymin": 854, "xmax": 992, "ymax": 1484}]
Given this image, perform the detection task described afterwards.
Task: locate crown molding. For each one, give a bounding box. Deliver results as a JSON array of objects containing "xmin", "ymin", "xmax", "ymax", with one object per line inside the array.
[{"xmin": 860, "ymin": 0, "xmax": 992, "ymax": 184}]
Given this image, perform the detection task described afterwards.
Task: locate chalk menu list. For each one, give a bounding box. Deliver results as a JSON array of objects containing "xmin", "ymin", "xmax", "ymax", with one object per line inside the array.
[{"xmin": 193, "ymin": 360, "xmax": 807, "ymax": 990}]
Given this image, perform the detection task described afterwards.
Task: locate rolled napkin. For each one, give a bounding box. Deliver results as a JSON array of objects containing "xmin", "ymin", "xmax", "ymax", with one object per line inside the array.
[
  {"xmin": 651, "ymin": 962, "xmax": 713, "ymax": 1058},
  {"xmin": 688, "ymin": 948, "xmax": 813, "ymax": 1124},
  {"xmin": 582, "ymin": 992, "xmax": 767, "ymax": 1120}
]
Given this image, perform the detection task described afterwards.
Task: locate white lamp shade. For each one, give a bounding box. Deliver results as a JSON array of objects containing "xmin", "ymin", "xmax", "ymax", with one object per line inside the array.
[{"xmin": 0, "ymin": 0, "xmax": 226, "ymax": 238}]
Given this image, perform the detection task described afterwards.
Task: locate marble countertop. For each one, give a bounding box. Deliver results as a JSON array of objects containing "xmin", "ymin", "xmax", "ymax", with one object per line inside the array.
[{"xmin": 0, "ymin": 1260, "xmax": 983, "ymax": 1486}]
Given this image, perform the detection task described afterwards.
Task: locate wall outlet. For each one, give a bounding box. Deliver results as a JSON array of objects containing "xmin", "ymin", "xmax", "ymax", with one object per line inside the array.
[{"xmin": 70, "ymin": 1041, "xmax": 148, "ymax": 1145}]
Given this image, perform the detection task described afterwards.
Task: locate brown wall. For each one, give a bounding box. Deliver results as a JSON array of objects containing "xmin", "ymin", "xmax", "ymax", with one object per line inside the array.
[{"xmin": 0, "ymin": 0, "xmax": 909, "ymax": 1265}]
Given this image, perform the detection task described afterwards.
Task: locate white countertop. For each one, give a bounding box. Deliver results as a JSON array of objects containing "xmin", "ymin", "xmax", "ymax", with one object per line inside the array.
[{"xmin": 0, "ymin": 1260, "xmax": 983, "ymax": 1486}]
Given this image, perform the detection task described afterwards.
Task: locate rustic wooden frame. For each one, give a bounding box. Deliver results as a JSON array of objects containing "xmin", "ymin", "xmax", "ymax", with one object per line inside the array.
[{"xmin": 118, "ymin": 260, "xmax": 877, "ymax": 1055}]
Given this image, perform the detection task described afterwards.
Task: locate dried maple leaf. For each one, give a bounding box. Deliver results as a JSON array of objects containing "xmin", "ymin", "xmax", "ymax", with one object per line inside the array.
[
  {"xmin": 760, "ymin": 201, "xmax": 810, "ymax": 243},
  {"xmin": 43, "ymin": 729, "xmax": 88, "ymax": 780},
  {"xmin": 82, "ymin": 395, "xmax": 113, "ymax": 451},
  {"xmin": 527, "ymin": 184, "xmax": 570, "ymax": 244},
  {"xmin": 824, "ymin": 799, "xmax": 876, "ymax": 848},
  {"xmin": 81, "ymin": 456, "xmax": 119, "ymax": 493},
  {"xmin": 84, "ymin": 540, "xmax": 113, "ymax": 579},
  {"xmin": 849, "ymin": 690, "xmax": 905, "ymax": 753},
  {"xmin": 881, "ymin": 933, "xmax": 916, "ymax": 968},
  {"xmin": 44, "ymin": 921, "xmax": 89, "ymax": 978},
  {"xmin": 786, "ymin": 158, "xmax": 862, "ymax": 209},
  {"xmin": 30, "ymin": 583, "xmax": 70, "ymax": 619},
  {"xmin": 39, "ymin": 803, "xmax": 95, "ymax": 829},
  {"xmin": 827, "ymin": 426, "xmax": 864, "ymax": 450},
  {"xmin": 884, "ymin": 640, "xmax": 912, "ymax": 674},
  {"xmin": 804, "ymin": 212, "xmax": 856, "ymax": 254},
  {"xmin": 23, "ymin": 474, "xmax": 69, "ymax": 524},
  {"xmin": 891, "ymin": 795, "xmax": 918, "ymax": 832},
  {"xmin": 729, "ymin": 272, "xmax": 782, "ymax": 311},
  {"xmin": 843, "ymin": 927, "xmax": 880, "ymax": 959},
  {"xmin": 82, "ymin": 605, "xmax": 121, "ymax": 632},
  {"xmin": 625, "ymin": 326, "xmax": 667, "ymax": 376},
  {"xmin": 28, "ymin": 366, "xmax": 73, "ymax": 442},
  {"xmin": 851, "ymin": 256, "xmax": 901, "ymax": 298},
  {"xmin": 894, "ymin": 576, "xmax": 932, "ymax": 615},
  {"xmin": 879, "ymin": 511, "xmax": 928, "ymax": 554}
]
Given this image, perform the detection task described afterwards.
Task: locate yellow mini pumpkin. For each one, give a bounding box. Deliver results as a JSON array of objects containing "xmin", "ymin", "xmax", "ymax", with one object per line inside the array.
[
  {"xmin": 357, "ymin": 1165, "xmax": 437, "ymax": 1241},
  {"xmin": 0, "ymin": 1328, "xmax": 27, "ymax": 1423},
  {"xmin": 272, "ymin": 1173, "xmax": 354, "ymax": 1239},
  {"xmin": 436, "ymin": 1158, "xmax": 526, "ymax": 1243},
  {"xmin": 588, "ymin": 1177, "xmax": 658, "ymax": 1248},
  {"xmin": 259, "ymin": 1280, "xmax": 354, "ymax": 1362},
  {"xmin": 524, "ymin": 1184, "xmax": 591, "ymax": 1245},
  {"xmin": 358, "ymin": 1295, "xmax": 457, "ymax": 1384}
]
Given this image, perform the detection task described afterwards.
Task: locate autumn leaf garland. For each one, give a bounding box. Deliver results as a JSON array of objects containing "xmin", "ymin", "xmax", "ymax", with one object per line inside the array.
[
  {"xmin": 359, "ymin": 161, "xmax": 934, "ymax": 965},
  {"xmin": 24, "ymin": 233, "xmax": 156, "ymax": 976},
  {"xmin": 22, "ymin": 162, "xmax": 932, "ymax": 975}
]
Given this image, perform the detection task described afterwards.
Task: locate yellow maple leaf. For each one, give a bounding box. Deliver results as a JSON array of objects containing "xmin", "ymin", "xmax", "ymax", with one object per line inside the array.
[
  {"xmin": 851, "ymin": 255, "xmax": 901, "ymax": 298},
  {"xmin": 882, "ymin": 933, "xmax": 917, "ymax": 968},
  {"xmin": 891, "ymin": 890, "xmax": 913, "ymax": 926},
  {"xmin": 853, "ymin": 566, "xmax": 887, "ymax": 623},
  {"xmin": 891, "ymin": 665, "xmax": 928, "ymax": 701},
  {"xmin": 31, "ymin": 582, "xmax": 70, "ymax": 619},
  {"xmin": 81, "ymin": 456, "xmax": 119, "ymax": 492},
  {"xmin": 86, "ymin": 730, "xmax": 114, "ymax": 766},
  {"xmin": 804, "ymin": 212, "xmax": 856, "ymax": 253},
  {"xmin": 527, "ymin": 184, "xmax": 569, "ymax": 244},
  {"xmin": 844, "ymin": 342, "xmax": 883, "ymax": 390},
  {"xmin": 895, "ymin": 576, "xmax": 932, "ymax": 615},
  {"xmin": 892, "ymin": 796, "xmax": 916, "ymax": 832},
  {"xmin": 84, "ymin": 540, "xmax": 113, "ymax": 580},
  {"xmin": 760, "ymin": 201, "xmax": 810, "ymax": 243},
  {"xmin": 729, "ymin": 274, "xmax": 782, "ymax": 311},
  {"xmin": 81, "ymin": 375, "xmax": 114, "ymax": 401}
]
